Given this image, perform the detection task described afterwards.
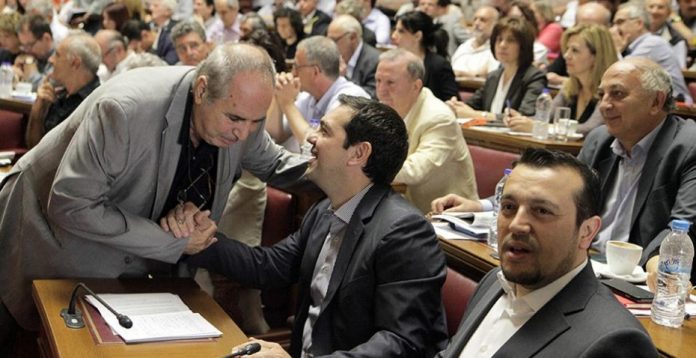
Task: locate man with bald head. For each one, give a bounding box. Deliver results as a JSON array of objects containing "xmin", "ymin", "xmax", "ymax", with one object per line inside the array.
[
  {"xmin": 94, "ymin": 29, "xmax": 136, "ymax": 82},
  {"xmin": 328, "ymin": 14, "xmax": 380, "ymax": 98},
  {"xmin": 451, "ymin": 5, "xmax": 500, "ymax": 78},
  {"xmin": 376, "ymin": 48, "xmax": 477, "ymax": 213}
]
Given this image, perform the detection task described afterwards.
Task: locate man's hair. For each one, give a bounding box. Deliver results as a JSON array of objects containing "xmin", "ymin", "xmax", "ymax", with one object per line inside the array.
[
  {"xmin": 63, "ymin": 32, "xmax": 103, "ymax": 74},
  {"xmin": 122, "ymin": 52, "xmax": 168, "ymax": 70},
  {"xmin": 297, "ymin": 36, "xmax": 340, "ymax": 79},
  {"xmin": 218, "ymin": 0, "xmax": 240, "ymax": 9},
  {"xmin": 103, "ymin": 2, "xmax": 132, "ymax": 32},
  {"xmin": 331, "ymin": 14, "xmax": 363, "ymax": 39},
  {"xmin": 196, "ymin": 43, "xmax": 275, "ymax": 102},
  {"xmin": 241, "ymin": 12, "xmax": 268, "ymax": 33},
  {"xmin": 171, "ymin": 19, "xmax": 207, "ymax": 43},
  {"xmin": 490, "ymin": 16, "xmax": 535, "ymax": 70},
  {"xmin": 17, "ymin": 14, "xmax": 52, "ymax": 39},
  {"xmin": 242, "ymin": 29, "xmax": 287, "ymax": 72},
  {"xmin": 515, "ymin": 149, "xmax": 601, "ymax": 226},
  {"xmin": 576, "ymin": 2, "xmax": 612, "ymax": 26},
  {"xmin": 159, "ymin": 0, "xmax": 180, "ymax": 13},
  {"xmin": 334, "ymin": 0, "xmax": 365, "ymax": 22},
  {"xmin": 618, "ymin": 2, "xmax": 651, "ymax": 29},
  {"xmin": 25, "ymin": 0, "xmax": 53, "ymax": 18},
  {"xmin": 379, "ymin": 48, "xmax": 425, "ymax": 81},
  {"xmin": 98, "ymin": 29, "xmax": 128, "ymax": 53},
  {"xmin": 629, "ymin": 58, "xmax": 675, "ymax": 111},
  {"xmin": 339, "ymin": 95, "xmax": 409, "ymax": 185}
]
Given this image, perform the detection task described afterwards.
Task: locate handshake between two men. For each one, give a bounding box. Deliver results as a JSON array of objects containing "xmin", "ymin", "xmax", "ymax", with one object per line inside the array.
[{"xmin": 160, "ymin": 202, "xmax": 218, "ymax": 255}]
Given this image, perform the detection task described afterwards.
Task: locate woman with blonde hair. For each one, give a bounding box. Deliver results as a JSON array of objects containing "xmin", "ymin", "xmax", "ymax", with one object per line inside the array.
[{"xmin": 505, "ymin": 24, "xmax": 618, "ymax": 135}]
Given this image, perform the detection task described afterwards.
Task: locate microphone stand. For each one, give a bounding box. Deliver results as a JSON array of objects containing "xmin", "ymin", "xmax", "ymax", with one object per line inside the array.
[{"xmin": 60, "ymin": 282, "xmax": 133, "ymax": 329}]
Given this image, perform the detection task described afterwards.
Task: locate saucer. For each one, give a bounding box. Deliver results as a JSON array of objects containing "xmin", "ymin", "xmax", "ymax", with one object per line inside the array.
[
  {"xmin": 567, "ymin": 133, "xmax": 583, "ymax": 140},
  {"xmin": 591, "ymin": 260, "xmax": 648, "ymax": 283}
]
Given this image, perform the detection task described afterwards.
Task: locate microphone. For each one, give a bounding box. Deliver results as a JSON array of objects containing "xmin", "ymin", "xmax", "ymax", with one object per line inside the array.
[
  {"xmin": 224, "ymin": 342, "xmax": 262, "ymax": 357},
  {"xmin": 60, "ymin": 282, "xmax": 133, "ymax": 329}
]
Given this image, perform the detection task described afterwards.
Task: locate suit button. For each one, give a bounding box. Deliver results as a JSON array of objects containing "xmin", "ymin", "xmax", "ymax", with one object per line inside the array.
[{"xmin": 124, "ymin": 256, "xmax": 133, "ymax": 264}]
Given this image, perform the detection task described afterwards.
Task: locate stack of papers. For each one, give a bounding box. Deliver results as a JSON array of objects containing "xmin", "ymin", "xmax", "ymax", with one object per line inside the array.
[
  {"xmin": 85, "ymin": 293, "xmax": 222, "ymax": 343},
  {"xmin": 431, "ymin": 212, "xmax": 494, "ymax": 240}
]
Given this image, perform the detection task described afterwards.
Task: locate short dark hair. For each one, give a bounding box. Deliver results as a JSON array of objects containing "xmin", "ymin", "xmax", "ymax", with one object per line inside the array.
[
  {"xmin": 17, "ymin": 14, "xmax": 51, "ymax": 39},
  {"xmin": 121, "ymin": 19, "xmax": 149, "ymax": 42},
  {"xmin": 243, "ymin": 29, "xmax": 287, "ymax": 72},
  {"xmin": 274, "ymin": 7, "xmax": 304, "ymax": 41},
  {"xmin": 339, "ymin": 95, "xmax": 408, "ymax": 185},
  {"xmin": 103, "ymin": 2, "xmax": 131, "ymax": 33},
  {"xmin": 490, "ymin": 16, "xmax": 535, "ymax": 71},
  {"xmin": 515, "ymin": 148, "xmax": 601, "ymax": 227}
]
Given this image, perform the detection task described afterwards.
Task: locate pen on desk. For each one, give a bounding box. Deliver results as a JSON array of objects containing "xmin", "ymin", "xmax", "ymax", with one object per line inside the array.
[{"xmin": 505, "ymin": 99, "xmax": 511, "ymax": 117}]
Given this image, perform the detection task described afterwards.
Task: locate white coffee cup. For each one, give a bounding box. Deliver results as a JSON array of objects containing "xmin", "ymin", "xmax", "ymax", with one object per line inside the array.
[
  {"xmin": 15, "ymin": 82, "xmax": 32, "ymax": 95},
  {"xmin": 567, "ymin": 120, "xmax": 579, "ymax": 136},
  {"xmin": 606, "ymin": 241, "xmax": 643, "ymax": 276}
]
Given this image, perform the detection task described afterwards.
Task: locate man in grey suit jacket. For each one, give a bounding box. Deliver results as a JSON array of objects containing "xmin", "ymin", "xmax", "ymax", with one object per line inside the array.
[
  {"xmin": 438, "ymin": 148, "xmax": 657, "ymax": 358},
  {"xmin": 0, "ymin": 44, "xmax": 307, "ymax": 351},
  {"xmin": 184, "ymin": 96, "xmax": 449, "ymax": 357},
  {"xmin": 328, "ymin": 15, "xmax": 380, "ymax": 98},
  {"xmin": 578, "ymin": 57, "xmax": 696, "ymax": 283}
]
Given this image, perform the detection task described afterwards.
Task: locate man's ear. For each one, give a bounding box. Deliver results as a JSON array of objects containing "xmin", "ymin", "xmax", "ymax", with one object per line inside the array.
[
  {"xmin": 193, "ymin": 75, "xmax": 208, "ymax": 104},
  {"xmin": 348, "ymin": 141, "xmax": 372, "ymax": 167},
  {"xmin": 578, "ymin": 215, "xmax": 601, "ymax": 250}
]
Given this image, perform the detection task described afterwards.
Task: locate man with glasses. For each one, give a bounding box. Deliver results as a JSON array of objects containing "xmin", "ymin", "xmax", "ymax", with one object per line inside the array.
[
  {"xmin": 266, "ymin": 36, "xmax": 369, "ymax": 153},
  {"xmin": 0, "ymin": 44, "xmax": 308, "ymax": 353},
  {"xmin": 94, "ymin": 29, "xmax": 136, "ymax": 82},
  {"xmin": 25, "ymin": 33, "xmax": 101, "ymax": 148},
  {"xmin": 15, "ymin": 14, "xmax": 54, "ymax": 91},
  {"xmin": 611, "ymin": 2, "xmax": 692, "ymax": 103},
  {"xmin": 328, "ymin": 15, "xmax": 379, "ymax": 98}
]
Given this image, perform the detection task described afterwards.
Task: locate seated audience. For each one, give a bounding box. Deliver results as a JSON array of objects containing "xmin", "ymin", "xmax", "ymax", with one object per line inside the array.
[
  {"xmin": 334, "ymin": 0, "xmax": 377, "ymax": 47},
  {"xmin": 376, "ymin": 49, "xmax": 478, "ymax": 213},
  {"xmin": 94, "ymin": 29, "xmax": 138, "ymax": 82},
  {"xmin": 102, "ymin": 2, "xmax": 131, "ymax": 32},
  {"xmin": 171, "ymin": 19, "xmax": 210, "ymax": 66},
  {"xmin": 274, "ymin": 7, "xmax": 304, "ymax": 59},
  {"xmin": 531, "ymin": 0, "xmax": 562, "ymax": 59},
  {"xmin": 362, "ymin": 0, "xmax": 391, "ymax": 45},
  {"xmin": 148, "ymin": 0, "xmax": 179, "ymax": 64},
  {"xmin": 392, "ymin": 11, "xmax": 459, "ymax": 101},
  {"xmin": 507, "ymin": 1, "xmax": 549, "ymax": 66},
  {"xmin": 25, "ymin": 0, "xmax": 68, "ymax": 45},
  {"xmin": 15, "ymin": 14, "xmax": 54, "ymax": 91},
  {"xmin": 239, "ymin": 12, "xmax": 268, "ymax": 40},
  {"xmin": 25, "ymin": 33, "xmax": 101, "ymax": 148},
  {"xmin": 447, "ymin": 17, "xmax": 546, "ymax": 121},
  {"xmin": 435, "ymin": 148, "xmax": 658, "ymax": 358},
  {"xmin": 258, "ymin": 0, "xmax": 294, "ymax": 27},
  {"xmin": 418, "ymin": 0, "xmax": 463, "ymax": 56},
  {"xmin": 121, "ymin": 19, "xmax": 157, "ymax": 53},
  {"xmin": 194, "ymin": 0, "xmax": 218, "ymax": 34},
  {"xmin": 328, "ymin": 14, "xmax": 380, "ymax": 98},
  {"xmin": 186, "ymin": 95, "xmax": 449, "ymax": 357},
  {"xmin": 208, "ymin": 0, "xmax": 242, "ymax": 45},
  {"xmin": 266, "ymin": 36, "xmax": 369, "ymax": 152},
  {"xmin": 297, "ymin": 0, "xmax": 331, "ymax": 36},
  {"xmin": 450, "ymin": 5, "xmax": 500, "ymax": 78},
  {"xmin": 611, "ymin": 2, "xmax": 692, "ymax": 103},
  {"xmin": 646, "ymin": 0, "xmax": 688, "ymax": 69},
  {"xmin": 504, "ymin": 24, "xmax": 617, "ymax": 135},
  {"xmin": 0, "ymin": 12, "xmax": 20, "ymax": 65}
]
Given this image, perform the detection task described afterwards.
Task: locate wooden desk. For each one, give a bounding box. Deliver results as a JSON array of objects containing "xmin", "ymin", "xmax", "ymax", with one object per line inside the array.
[
  {"xmin": 33, "ymin": 279, "xmax": 248, "ymax": 358},
  {"xmin": 461, "ymin": 126, "xmax": 584, "ymax": 155},
  {"xmin": 0, "ymin": 96, "xmax": 33, "ymax": 115},
  {"xmin": 439, "ymin": 237, "xmax": 696, "ymax": 357}
]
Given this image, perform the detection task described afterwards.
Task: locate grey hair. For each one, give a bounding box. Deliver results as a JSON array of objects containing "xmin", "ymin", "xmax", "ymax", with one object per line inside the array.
[
  {"xmin": 218, "ymin": 0, "xmax": 240, "ymax": 9},
  {"xmin": 195, "ymin": 43, "xmax": 275, "ymax": 102},
  {"xmin": 171, "ymin": 19, "xmax": 207, "ymax": 42},
  {"xmin": 632, "ymin": 59, "xmax": 675, "ymax": 111},
  {"xmin": 123, "ymin": 52, "xmax": 168, "ymax": 71},
  {"xmin": 331, "ymin": 14, "xmax": 363, "ymax": 38},
  {"xmin": 618, "ymin": 2, "xmax": 650, "ymax": 29},
  {"xmin": 379, "ymin": 48, "xmax": 425, "ymax": 81},
  {"xmin": 241, "ymin": 12, "xmax": 268, "ymax": 32},
  {"xmin": 160, "ymin": 0, "xmax": 180, "ymax": 12},
  {"xmin": 334, "ymin": 0, "xmax": 365, "ymax": 21},
  {"xmin": 297, "ymin": 36, "xmax": 340, "ymax": 79},
  {"xmin": 63, "ymin": 32, "xmax": 102, "ymax": 74},
  {"xmin": 25, "ymin": 0, "xmax": 53, "ymax": 18}
]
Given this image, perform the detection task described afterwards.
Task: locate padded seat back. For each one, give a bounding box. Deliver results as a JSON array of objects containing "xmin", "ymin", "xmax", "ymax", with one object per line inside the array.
[
  {"xmin": 468, "ymin": 144, "xmax": 519, "ymax": 198},
  {"xmin": 442, "ymin": 267, "xmax": 478, "ymax": 337}
]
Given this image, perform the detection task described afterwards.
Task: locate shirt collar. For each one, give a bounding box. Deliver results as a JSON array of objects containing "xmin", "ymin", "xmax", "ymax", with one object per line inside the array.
[
  {"xmin": 610, "ymin": 118, "xmax": 666, "ymax": 160},
  {"xmin": 76, "ymin": 76, "xmax": 100, "ymax": 99},
  {"xmin": 330, "ymin": 183, "xmax": 373, "ymax": 225},
  {"xmin": 497, "ymin": 258, "xmax": 588, "ymax": 313}
]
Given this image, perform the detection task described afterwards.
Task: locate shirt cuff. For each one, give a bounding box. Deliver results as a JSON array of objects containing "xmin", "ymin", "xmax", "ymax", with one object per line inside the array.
[{"xmin": 479, "ymin": 199, "xmax": 494, "ymax": 211}]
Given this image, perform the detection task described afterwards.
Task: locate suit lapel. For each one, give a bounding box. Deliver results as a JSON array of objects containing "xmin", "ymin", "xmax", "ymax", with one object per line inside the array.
[
  {"xmin": 505, "ymin": 68, "xmax": 525, "ymax": 108},
  {"xmin": 483, "ymin": 69, "xmax": 503, "ymax": 111},
  {"xmin": 630, "ymin": 118, "xmax": 676, "ymax": 229},
  {"xmin": 151, "ymin": 69, "xmax": 198, "ymax": 218}
]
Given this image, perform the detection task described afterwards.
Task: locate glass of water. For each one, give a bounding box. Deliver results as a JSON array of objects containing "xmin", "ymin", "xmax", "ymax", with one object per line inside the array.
[{"xmin": 554, "ymin": 107, "xmax": 572, "ymax": 141}]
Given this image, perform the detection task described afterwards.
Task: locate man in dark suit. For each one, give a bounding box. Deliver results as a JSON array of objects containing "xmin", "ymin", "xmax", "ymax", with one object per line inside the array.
[
  {"xmin": 438, "ymin": 148, "xmax": 657, "ymax": 358},
  {"xmin": 183, "ymin": 95, "xmax": 449, "ymax": 357},
  {"xmin": 328, "ymin": 15, "xmax": 380, "ymax": 98},
  {"xmin": 579, "ymin": 57, "xmax": 696, "ymax": 284},
  {"xmin": 298, "ymin": 0, "xmax": 332, "ymax": 36},
  {"xmin": 149, "ymin": 0, "xmax": 179, "ymax": 64}
]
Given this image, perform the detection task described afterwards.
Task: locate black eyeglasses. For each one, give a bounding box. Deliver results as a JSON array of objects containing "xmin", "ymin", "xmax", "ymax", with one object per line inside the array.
[{"xmin": 176, "ymin": 163, "xmax": 215, "ymax": 209}]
